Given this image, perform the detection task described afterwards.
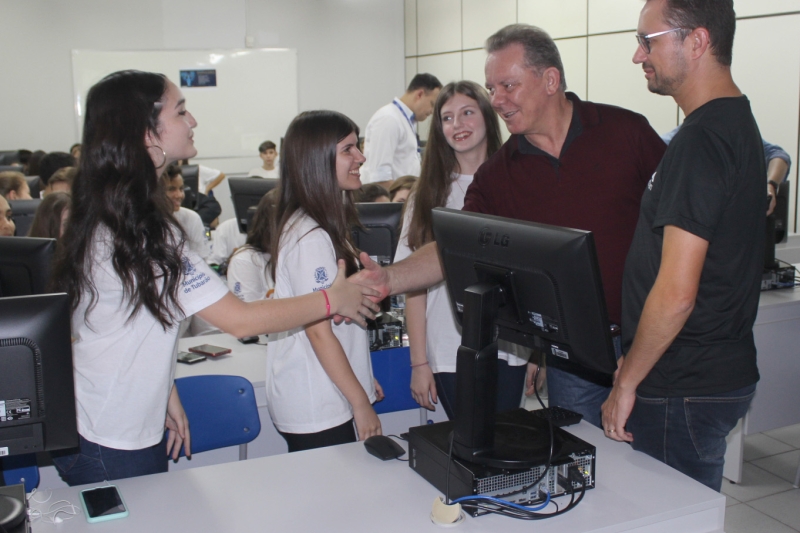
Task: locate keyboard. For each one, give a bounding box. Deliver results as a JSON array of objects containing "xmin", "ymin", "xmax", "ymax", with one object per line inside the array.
[{"xmin": 532, "ymin": 406, "xmax": 584, "ymax": 427}]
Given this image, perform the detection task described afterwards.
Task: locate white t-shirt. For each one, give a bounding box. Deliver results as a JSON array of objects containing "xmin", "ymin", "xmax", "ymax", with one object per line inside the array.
[
  {"xmin": 71, "ymin": 226, "xmax": 229, "ymax": 449},
  {"xmin": 210, "ymin": 217, "xmax": 246, "ymax": 265},
  {"xmin": 360, "ymin": 98, "xmax": 420, "ymax": 183},
  {"xmin": 394, "ymin": 174, "xmax": 527, "ymax": 373},
  {"xmin": 248, "ymin": 167, "xmax": 279, "ymax": 179},
  {"xmin": 227, "ymin": 246, "xmax": 274, "ymax": 302},
  {"xmin": 267, "ymin": 211, "xmax": 376, "ymax": 434},
  {"xmin": 173, "ymin": 207, "xmax": 211, "ymax": 261},
  {"xmin": 198, "ymin": 165, "xmax": 222, "ymax": 191}
]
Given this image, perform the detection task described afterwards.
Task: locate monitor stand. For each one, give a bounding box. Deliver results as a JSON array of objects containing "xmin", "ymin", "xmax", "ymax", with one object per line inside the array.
[{"xmin": 451, "ymin": 281, "xmax": 547, "ymax": 469}]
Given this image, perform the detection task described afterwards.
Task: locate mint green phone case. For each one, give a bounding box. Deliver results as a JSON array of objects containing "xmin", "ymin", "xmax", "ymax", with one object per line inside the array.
[{"xmin": 80, "ymin": 485, "xmax": 129, "ymax": 523}]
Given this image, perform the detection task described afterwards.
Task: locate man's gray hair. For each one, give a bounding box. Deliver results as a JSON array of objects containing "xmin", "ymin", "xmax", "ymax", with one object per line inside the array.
[{"xmin": 486, "ymin": 24, "xmax": 567, "ymax": 91}]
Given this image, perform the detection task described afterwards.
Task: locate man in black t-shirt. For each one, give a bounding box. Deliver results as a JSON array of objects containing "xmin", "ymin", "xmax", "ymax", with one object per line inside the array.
[{"xmin": 601, "ymin": 0, "xmax": 764, "ymax": 491}]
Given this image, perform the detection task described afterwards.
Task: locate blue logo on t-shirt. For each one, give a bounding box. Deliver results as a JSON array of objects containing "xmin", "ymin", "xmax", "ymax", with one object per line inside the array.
[
  {"xmin": 181, "ymin": 256, "xmax": 197, "ymax": 276},
  {"xmin": 314, "ymin": 267, "xmax": 329, "ymax": 285},
  {"xmin": 234, "ymin": 282, "xmax": 242, "ymax": 295}
]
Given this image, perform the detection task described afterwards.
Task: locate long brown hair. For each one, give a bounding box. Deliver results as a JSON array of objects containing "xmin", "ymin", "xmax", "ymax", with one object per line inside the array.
[
  {"xmin": 271, "ymin": 110, "xmax": 360, "ymax": 278},
  {"xmin": 406, "ymin": 81, "xmax": 502, "ymax": 251}
]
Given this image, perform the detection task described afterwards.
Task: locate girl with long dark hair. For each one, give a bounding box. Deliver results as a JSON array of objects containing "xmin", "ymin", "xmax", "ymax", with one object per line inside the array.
[
  {"xmin": 395, "ymin": 81, "xmax": 528, "ymax": 419},
  {"xmin": 267, "ymin": 110, "xmax": 383, "ymax": 452},
  {"xmin": 50, "ymin": 71, "xmax": 377, "ymax": 485}
]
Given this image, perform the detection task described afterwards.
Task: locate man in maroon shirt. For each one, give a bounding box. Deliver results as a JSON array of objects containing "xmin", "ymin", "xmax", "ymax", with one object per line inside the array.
[{"xmin": 351, "ymin": 24, "xmax": 665, "ymax": 427}]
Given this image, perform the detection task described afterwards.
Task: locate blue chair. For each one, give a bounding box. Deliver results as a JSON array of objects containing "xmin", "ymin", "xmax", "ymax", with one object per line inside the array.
[
  {"xmin": 174, "ymin": 375, "xmax": 261, "ymax": 460},
  {"xmin": 1, "ymin": 453, "xmax": 39, "ymax": 493},
  {"xmin": 370, "ymin": 347, "xmax": 426, "ymax": 424}
]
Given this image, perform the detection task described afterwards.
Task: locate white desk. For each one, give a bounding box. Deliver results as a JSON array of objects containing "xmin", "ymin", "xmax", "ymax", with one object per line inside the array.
[
  {"xmin": 30, "ymin": 422, "xmax": 726, "ymax": 533},
  {"xmin": 724, "ymin": 286, "xmax": 800, "ymax": 482}
]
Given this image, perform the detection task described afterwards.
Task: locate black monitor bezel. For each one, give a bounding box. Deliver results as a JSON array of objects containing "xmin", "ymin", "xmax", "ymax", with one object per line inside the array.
[
  {"xmin": 228, "ymin": 177, "xmax": 278, "ymax": 234},
  {"xmin": 0, "ymin": 236, "xmax": 56, "ymax": 297}
]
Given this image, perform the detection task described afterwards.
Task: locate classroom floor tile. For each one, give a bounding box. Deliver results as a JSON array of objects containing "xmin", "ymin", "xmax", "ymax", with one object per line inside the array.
[
  {"xmin": 745, "ymin": 433, "xmax": 796, "ymax": 462},
  {"xmin": 748, "ymin": 490, "xmax": 800, "ymax": 531},
  {"xmin": 724, "ymin": 503, "xmax": 799, "ymax": 533},
  {"xmin": 721, "ymin": 463, "xmax": 794, "ymax": 502},
  {"xmin": 752, "ymin": 450, "xmax": 800, "ymax": 484}
]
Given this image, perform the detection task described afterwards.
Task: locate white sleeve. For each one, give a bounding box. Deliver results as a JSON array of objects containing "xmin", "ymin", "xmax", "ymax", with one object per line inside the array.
[
  {"xmin": 393, "ymin": 196, "xmax": 415, "ymax": 263},
  {"xmin": 363, "ymin": 113, "xmax": 401, "ymax": 183},
  {"xmin": 284, "ymin": 228, "xmax": 338, "ymax": 297},
  {"xmin": 198, "ymin": 165, "xmax": 222, "ymax": 189},
  {"xmin": 180, "ymin": 209, "xmax": 211, "ymax": 260},
  {"xmin": 227, "ymin": 249, "xmax": 274, "ymax": 302},
  {"xmin": 178, "ymin": 249, "xmax": 229, "ymax": 317}
]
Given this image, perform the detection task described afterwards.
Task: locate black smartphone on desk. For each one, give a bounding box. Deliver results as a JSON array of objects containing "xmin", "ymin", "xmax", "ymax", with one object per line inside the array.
[{"xmin": 177, "ymin": 351, "xmax": 206, "ymax": 364}]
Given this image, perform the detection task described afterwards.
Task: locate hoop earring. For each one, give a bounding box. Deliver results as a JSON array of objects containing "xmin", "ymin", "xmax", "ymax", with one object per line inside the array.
[{"xmin": 148, "ymin": 145, "xmax": 167, "ymax": 168}]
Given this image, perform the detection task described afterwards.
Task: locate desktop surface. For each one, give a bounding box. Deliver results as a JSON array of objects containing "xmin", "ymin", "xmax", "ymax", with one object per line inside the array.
[{"xmin": 30, "ymin": 422, "xmax": 725, "ymax": 533}]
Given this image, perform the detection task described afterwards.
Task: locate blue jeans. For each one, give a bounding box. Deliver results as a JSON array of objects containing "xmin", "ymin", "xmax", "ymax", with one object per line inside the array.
[
  {"xmin": 50, "ymin": 435, "xmax": 168, "ymax": 486},
  {"xmin": 435, "ymin": 359, "xmax": 527, "ymax": 421},
  {"xmin": 546, "ymin": 335, "xmax": 621, "ymax": 428},
  {"xmin": 627, "ymin": 383, "xmax": 756, "ymax": 491}
]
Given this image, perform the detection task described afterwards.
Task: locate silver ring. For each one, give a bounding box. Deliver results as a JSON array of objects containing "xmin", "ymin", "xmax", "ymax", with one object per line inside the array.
[{"xmin": 609, "ymin": 429, "xmax": 616, "ymax": 433}]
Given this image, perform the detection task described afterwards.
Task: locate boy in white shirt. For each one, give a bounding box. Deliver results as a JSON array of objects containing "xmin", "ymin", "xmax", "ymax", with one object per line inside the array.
[{"xmin": 248, "ymin": 140, "xmax": 279, "ymax": 179}]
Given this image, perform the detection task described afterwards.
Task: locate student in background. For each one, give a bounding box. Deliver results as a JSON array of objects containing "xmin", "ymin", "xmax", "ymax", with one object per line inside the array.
[
  {"xmin": 25, "ymin": 150, "xmax": 45, "ymax": 177},
  {"xmin": 50, "ymin": 70, "xmax": 378, "ymax": 486},
  {"xmin": 388, "ymin": 175, "xmax": 416, "ymax": 203},
  {"xmin": 0, "ymin": 195, "xmax": 14, "ymax": 236},
  {"xmin": 39, "ymin": 152, "xmax": 75, "ymax": 197},
  {"xmin": 268, "ymin": 110, "xmax": 383, "ymax": 452},
  {"xmin": 228, "ymin": 190, "xmax": 277, "ymax": 302},
  {"xmin": 361, "ymin": 74, "xmax": 442, "ymax": 188},
  {"xmin": 0, "ymin": 170, "xmax": 33, "ymax": 200},
  {"xmin": 248, "ymin": 140, "xmax": 279, "ymax": 179},
  {"xmin": 180, "ymin": 159, "xmax": 226, "ymax": 195},
  {"xmin": 45, "ymin": 167, "xmax": 76, "ymax": 196},
  {"xmin": 395, "ymin": 81, "xmax": 528, "ymax": 418},
  {"xmin": 356, "ymin": 183, "xmax": 390, "ymax": 203},
  {"xmin": 164, "ymin": 164, "xmax": 211, "ymax": 261},
  {"xmin": 28, "ymin": 191, "xmax": 71, "ymax": 239},
  {"xmin": 70, "ymin": 143, "xmax": 82, "ymax": 164},
  {"xmin": 209, "ymin": 216, "xmax": 246, "ymax": 266}
]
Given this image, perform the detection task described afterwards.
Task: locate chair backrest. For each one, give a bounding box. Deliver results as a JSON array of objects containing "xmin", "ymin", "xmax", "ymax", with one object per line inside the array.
[
  {"xmin": 1, "ymin": 454, "xmax": 40, "ymax": 493},
  {"xmin": 370, "ymin": 347, "xmax": 419, "ymax": 414},
  {"xmin": 174, "ymin": 375, "xmax": 261, "ymax": 456}
]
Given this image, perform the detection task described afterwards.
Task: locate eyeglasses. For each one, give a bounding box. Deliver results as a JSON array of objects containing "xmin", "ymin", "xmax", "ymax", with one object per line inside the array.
[{"xmin": 635, "ymin": 28, "xmax": 685, "ymax": 54}]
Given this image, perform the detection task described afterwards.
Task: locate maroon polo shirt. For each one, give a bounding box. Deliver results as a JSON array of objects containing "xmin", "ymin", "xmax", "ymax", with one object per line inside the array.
[{"xmin": 463, "ymin": 93, "xmax": 666, "ymax": 328}]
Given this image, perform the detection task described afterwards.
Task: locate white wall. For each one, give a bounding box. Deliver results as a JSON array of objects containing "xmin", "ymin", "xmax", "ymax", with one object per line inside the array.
[
  {"xmin": 0, "ymin": 0, "xmax": 405, "ymax": 174},
  {"xmin": 405, "ymin": 0, "xmax": 800, "ymax": 232}
]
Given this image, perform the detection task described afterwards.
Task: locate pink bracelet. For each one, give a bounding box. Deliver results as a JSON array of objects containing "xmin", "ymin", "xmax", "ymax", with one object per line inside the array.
[
  {"xmin": 411, "ymin": 361, "xmax": 429, "ymax": 368},
  {"xmin": 320, "ymin": 289, "xmax": 331, "ymax": 317}
]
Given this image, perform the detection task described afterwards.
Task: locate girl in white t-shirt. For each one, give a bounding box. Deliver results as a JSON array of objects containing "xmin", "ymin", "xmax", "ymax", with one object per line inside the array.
[
  {"xmin": 268, "ymin": 110, "xmax": 383, "ymax": 452},
  {"xmin": 395, "ymin": 81, "xmax": 528, "ymax": 419},
  {"xmin": 227, "ymin": 190, "xmax": 277, "ymax": 302},
  {"xmin": 49, "ymin": 72, "xmax": 378, "ymax": 486}
]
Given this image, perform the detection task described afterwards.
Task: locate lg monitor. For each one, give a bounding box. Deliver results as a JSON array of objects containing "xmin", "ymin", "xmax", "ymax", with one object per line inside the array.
[
  {"xmin": 0, "ymin": 237, "xmax": 56, "ymax": 297},
  {"xmin": 229, "ymin": 178, "xmax": 278, "ymax": 234},
  {"xmin": 432, "ymin": 208, "xmax": 615, "ymax": 467},
  {"xmin": 351, "ymin": 202, "xmax": 403, "ymax": 265},
  {"xmin": 0, "ymin": 293, "xmax": 78, "ymax": 457}
]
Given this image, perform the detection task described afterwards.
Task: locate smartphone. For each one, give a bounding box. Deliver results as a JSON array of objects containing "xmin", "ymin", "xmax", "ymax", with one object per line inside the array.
[
  {"xmin": 80, "ymin": 485, "xmax": 129, "ymax": 523},
  {"xmin": 188, "ymin": 344, "xmax": 232, "ymax": 357},
  {"xmin": 177, "ymin": 351, "xmax": 207, "ymax": 364}
]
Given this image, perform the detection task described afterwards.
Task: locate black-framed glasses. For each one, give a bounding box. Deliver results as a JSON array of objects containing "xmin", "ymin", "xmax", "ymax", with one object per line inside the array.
[{"xmin": 635, "ymin": 28, "xmax": 685, "ymax": 54}]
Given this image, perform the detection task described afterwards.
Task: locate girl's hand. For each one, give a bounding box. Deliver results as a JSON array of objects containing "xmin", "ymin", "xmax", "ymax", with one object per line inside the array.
[
  {"xmin": 165, "ymin": 384, "xmax": 191, "ymax": 459},
  {"xmin": 353, "ymin": 403, "xmax": 382, "ymax": 441},
  {"xmin": 374, "ymin": 379, "xmax": 385, "ymax": 402},
  {"xmin": 328, "ymin": 260, "xmax": 380, "ymax": 327},
  {"xmin": 411, "ymin": 364, "xmax": 438, "ymax": 410}
]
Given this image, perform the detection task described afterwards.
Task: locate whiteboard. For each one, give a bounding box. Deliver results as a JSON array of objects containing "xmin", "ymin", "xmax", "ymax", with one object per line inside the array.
[{"xmin": 71, "ymin": 49, "xmax": 298, "ymax": 161}]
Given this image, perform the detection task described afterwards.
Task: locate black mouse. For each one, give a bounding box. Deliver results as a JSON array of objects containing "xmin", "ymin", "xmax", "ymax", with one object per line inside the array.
[{"xmin": 364, "ymin": 435, "xmax": 406, "ymax": 460}]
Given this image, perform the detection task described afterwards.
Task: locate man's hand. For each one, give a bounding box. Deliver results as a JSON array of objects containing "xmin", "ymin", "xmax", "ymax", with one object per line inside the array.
[
  {"xmin": 350, "ymin": 252, "xmax": 392, "ymax": 302},
  {"xmin": 525, "ymin": 362, "xmax": 546, "ymax": 397},
  {"xmin": 410, "ymin": 364, "xmax": 438, "ymax": 410},
  {"xmin": 601, "ymin": 384, "xmax": 635, "ymax": 442}
]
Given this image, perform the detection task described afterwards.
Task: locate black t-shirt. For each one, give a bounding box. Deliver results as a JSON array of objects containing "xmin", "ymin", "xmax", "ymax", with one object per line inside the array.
[{"xmin": 621, "ymin": 96, "xmax": 764, "ymax": 397}]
